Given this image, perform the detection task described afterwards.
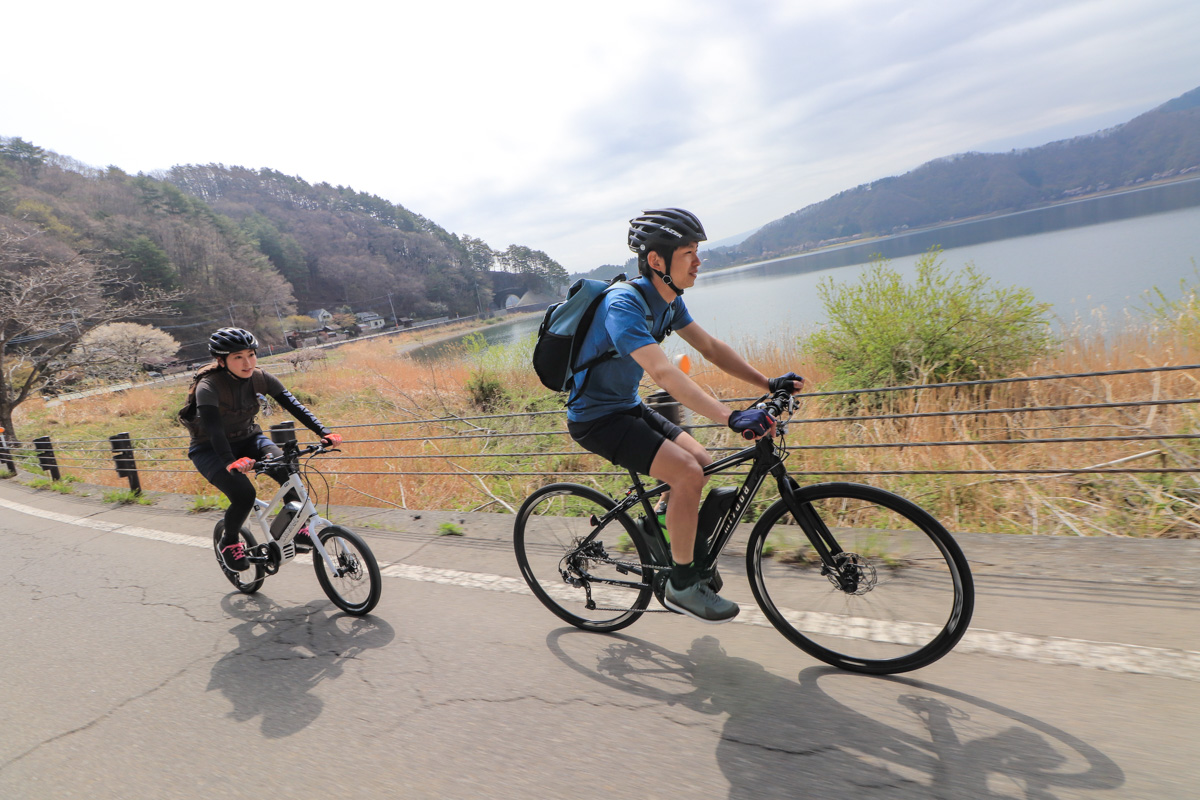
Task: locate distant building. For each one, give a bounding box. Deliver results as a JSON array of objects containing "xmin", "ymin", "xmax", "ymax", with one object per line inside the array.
[
  {"xmin": 355, "ymin": 311, "xmax": 386, "ymax": 330},
  {"xmin": 307, "ymin": 308, "xmax": 333, "ymax": 325}
]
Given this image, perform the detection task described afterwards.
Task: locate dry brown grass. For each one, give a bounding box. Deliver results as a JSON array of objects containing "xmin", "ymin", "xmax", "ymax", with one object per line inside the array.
[{"xmin": 8, "ymin": 321, "xmax": 1199, "ymax": 537}]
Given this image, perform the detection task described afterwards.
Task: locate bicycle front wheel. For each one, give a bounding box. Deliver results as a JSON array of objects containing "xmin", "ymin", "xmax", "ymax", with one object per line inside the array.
[
  {"xmin": 313, "ymin": 526, "xmax": 382, "ymax": 616},
  {"xmin": 746, "ymin": 482, "xmax": 973, "ymax": 674},
  {"xmin": 514, "ymin": 483, "xmax": 655, "ymax": 633}
]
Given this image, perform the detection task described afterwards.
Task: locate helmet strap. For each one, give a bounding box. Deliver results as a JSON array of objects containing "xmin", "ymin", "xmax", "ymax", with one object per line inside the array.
[
  {"xmin": 647, "ymin": 250, "xmax": 684, "ymax": 296},
  {"xmin": 650, "ymin": 267, "xmax": 683, "ymax": 296}
]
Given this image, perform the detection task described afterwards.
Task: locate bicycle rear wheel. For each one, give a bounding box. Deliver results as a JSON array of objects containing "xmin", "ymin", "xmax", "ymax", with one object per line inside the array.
[
  {"xmin": 213, "ymin": 522, "xmax": 265, "ymax": 594},
  {"xmin": 313, "ymin": 525, "xmax": 382, "ymax": 616},
  {"xmin": 746, "ymin": 482, "xmax": 973, "ymax": 674},
  {"xmin": 514, "ymin": 483, "xmax": 655, "ymax": 633}
]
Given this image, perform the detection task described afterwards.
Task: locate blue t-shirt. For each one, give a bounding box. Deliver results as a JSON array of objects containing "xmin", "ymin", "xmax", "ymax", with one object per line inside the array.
[{"xmin": 566, "ymin": 276, "xmax": 693, "ymax": 423}]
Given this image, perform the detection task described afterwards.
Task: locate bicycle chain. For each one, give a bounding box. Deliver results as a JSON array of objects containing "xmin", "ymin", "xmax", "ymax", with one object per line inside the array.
[{"xmin": 574, "ymin": 551, "xmax": 675, "ymax": 614}]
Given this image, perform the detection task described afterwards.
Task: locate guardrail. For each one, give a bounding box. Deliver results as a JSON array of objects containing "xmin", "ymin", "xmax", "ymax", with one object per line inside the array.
[
  {"xmin": 3, "ymin": 364, "xmax": 1197, "ymax": 534},
  {"xmin": 5, "ymin": 363, "xmax": 1197, "ymax": 482}
]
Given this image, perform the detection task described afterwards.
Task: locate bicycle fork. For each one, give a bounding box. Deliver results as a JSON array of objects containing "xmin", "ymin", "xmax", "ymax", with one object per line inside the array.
[{"xmin": 773, "ymin": 472, "xmax": 866, "ymax": 594}]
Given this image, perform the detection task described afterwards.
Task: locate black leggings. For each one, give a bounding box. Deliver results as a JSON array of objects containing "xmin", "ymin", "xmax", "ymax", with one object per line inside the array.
[{"xmin": 190, "ymin": 435, "xmax": 290, "ymax": 542}]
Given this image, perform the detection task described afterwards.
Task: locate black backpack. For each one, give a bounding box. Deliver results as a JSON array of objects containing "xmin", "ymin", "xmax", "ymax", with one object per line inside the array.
[{"xmin": 532, "ymin": 274, "xmax": 668, "ymax": 398}]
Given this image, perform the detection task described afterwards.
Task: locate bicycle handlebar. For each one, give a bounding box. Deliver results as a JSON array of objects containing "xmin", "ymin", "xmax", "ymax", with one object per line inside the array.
[
  {"xmin": 252, "ymin": 443, "xmax": 335, "ymax": 473},
  {"xmin": 758, "ymin": 388, "xmax": 799, "ymax": 419},
  {"xmin": 739, "ymin": 389, "xmax": 799, "ymax": 439}
]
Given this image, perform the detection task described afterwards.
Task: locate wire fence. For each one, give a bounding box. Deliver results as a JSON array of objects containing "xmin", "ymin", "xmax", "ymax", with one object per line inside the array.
[{"xmin": 3, "ymin": 363, "xmax": 1198, "ymax": 535}]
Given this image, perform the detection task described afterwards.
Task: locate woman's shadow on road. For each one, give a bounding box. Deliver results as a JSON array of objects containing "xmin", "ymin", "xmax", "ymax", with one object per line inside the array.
[
  {"xmin": 207, "ymin": 593, "xmax": 395, "ymax": 738},
  {"xmin": 548, "ymin": 630, "xmax": 1124, "ymax": 800}
]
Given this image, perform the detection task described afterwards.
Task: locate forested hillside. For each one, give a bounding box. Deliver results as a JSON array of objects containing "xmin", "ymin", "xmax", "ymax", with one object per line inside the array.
[
  {"xmin": 0, "ymin": 147, "xmax": 567, "ymax": 359},
  {"xmin": 738, "ymin": 85, "xmax": 1200, "ymax": 261},
  {"xmin": 163, "ymin": 165, "xmax": 485, "ymax": 318}
]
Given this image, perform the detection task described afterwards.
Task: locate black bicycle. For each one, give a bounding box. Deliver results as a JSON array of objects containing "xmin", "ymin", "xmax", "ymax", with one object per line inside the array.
[
  {"xmin": 213, "ymin": 440, "xmax": 382, "ymax": 616},
  {"xmin": 513, "ymin": 389, "xmax": 974, "ymax": 674}
]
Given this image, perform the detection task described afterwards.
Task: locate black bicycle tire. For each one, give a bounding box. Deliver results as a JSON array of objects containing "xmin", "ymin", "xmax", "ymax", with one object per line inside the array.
[
  {"xmin": 746, "ymin": 482, "xmax": 974, "ymax": 674},
  {"xmin": 313, "ymin": 525, "xmax": 382, "ymax": 616},
  {"xmin": 514, "ymin": 482, "xmax": 654, "ymax": 632},
  {"xmin": 212, "ymin": 522, "xmax": 265, "ymax": 594}
]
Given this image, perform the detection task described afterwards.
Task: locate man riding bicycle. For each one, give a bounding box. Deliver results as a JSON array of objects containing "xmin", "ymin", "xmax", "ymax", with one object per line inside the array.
[{"xmin": 566, "ymin": 208, "xmax": 803, "ymax": 623}]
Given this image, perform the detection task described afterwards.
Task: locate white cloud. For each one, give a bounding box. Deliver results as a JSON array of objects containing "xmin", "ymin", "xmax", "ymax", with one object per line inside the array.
[{"xmin": 3, "ymin": 0, "xmax": 1198, "ymax": 272}]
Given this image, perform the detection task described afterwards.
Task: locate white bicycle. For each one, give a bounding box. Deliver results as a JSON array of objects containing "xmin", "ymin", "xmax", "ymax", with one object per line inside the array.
[{"xmin": 212, "ymin": 440, "xmax": 382, "ymax": 616}]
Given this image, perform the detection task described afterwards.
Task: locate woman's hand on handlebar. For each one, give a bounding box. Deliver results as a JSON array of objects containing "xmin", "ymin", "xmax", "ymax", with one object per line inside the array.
[
  {"xmin": 321, "ymin": 432, "xmax": 342, "ymax": 448},
  {"xmin": 226, "ymin": 457, "xmax": 255, "ymax": 473}
]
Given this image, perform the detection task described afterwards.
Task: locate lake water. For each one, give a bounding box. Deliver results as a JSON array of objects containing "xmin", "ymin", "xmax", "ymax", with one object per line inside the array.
[{"xmin": 415, "ymin": 204, "xmax": 1200, "ymax": 359}]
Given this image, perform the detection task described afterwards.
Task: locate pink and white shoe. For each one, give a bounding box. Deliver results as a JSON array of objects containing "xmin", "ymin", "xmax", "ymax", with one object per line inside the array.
[
  {"xmin": 294, "ymin": 527, "xmax": 313, "ymax": 552},
  {"xmin": 220, "ymin": 541, "xmax": 249, "ymax": 572}
]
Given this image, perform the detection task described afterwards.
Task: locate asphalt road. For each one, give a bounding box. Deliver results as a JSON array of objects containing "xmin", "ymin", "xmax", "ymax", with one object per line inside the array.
[{"xmin": 1, "ymin": 476, "xmax": 1198, "ymax": 799}]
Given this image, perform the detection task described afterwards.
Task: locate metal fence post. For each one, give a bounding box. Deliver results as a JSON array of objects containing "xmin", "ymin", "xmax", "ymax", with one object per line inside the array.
[
  {"xmin": 269, "ymin": 421, "xmax": 297, "ymax": 445},
  {"xmin": 109, "ymin": 432, "xmax": 141, "ymax": 494},
  {"xmin": 0, "ymin": 428, "xmax": 16, "ymax": 474},
  {"xmin": 33, "ymin": 436, "xmax": 61, "ymax": 481},
  {"xmin": 645, "ymin": 355, "xmax": 693, "ymax": 434}
]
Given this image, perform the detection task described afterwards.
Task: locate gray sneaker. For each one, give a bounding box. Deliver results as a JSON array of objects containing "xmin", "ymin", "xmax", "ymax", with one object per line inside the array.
[
  {"xmin": 664, "ymin": 579, "xmax": 739, "ymax": 624},
  {"xmin": 703, "ymin": 565, "xmax": 723, "ymax": 594}
]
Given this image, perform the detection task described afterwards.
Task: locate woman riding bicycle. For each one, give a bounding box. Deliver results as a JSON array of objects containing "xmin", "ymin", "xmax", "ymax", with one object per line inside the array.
[{"xmin": 186, "ymin": 327, "xmax": 341, "ymax": 573}]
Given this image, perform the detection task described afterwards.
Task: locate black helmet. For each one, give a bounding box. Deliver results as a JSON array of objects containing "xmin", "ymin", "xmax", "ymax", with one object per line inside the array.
[
  {"xmin": 208, "ymin": 327, "xmax": 259, "ymax": 357},
  {"xmin": 627, "ymin": 208, "xmax": 707, "ymax": 256},
  {"xmin": 628, "ymin": 208, "xmax": 707, "ymax": 295}
]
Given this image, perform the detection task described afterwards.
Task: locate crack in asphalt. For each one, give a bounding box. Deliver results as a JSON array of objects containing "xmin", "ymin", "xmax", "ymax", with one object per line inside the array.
[{"xmin": 0, "ymin": 657, "xmax": 208, "ymax": 774}]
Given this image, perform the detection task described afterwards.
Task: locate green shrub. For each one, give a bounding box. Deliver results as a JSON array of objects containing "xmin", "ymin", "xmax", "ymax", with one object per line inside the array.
[
  {"xmin": 1140, "ymin": 260, "xmax": 1200, "ymax": 343},
  {"xmin": 466, "ymin": 371, "xmax": 507, "ymax": 411},
  {"xmin": 190, "ymin": 494, "xmax": 230, "ymax": 513},
  {"xmin": 805, "ymin": 248, "xmax": 1055, "ymax": 394},
  {"xmin": 103, "ymin": 488, "xmax": 153, "ymax": 505},
  {"xmin": 463, "ymin": 333, "xmax": 510, "ymax": 411},
  {"xmin": 29, "ymin": 477, "xmax": 77, "ymax": 493}
]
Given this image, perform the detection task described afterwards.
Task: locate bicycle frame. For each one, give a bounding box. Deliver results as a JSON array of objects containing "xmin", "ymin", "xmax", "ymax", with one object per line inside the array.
[
  {"xmin": 515, "ymin": 388, "xmax": 973, "ymax": 670},
  {"xmin": 247, "ymin": 467, "xmax": 343, "ymax": 577},
  {"xmin": 597, "ymin": 400, "xmax": 849, "ymax": 583}
]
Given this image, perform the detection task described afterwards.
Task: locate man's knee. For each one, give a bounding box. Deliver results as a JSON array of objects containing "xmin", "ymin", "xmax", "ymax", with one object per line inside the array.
[
  {"xmin": 674, "ymin": 432, "xmax": 712, "ymax": 468},
  {"xmin": 651, "ymin": 443, "xmax": 706, "ymax": 493}
]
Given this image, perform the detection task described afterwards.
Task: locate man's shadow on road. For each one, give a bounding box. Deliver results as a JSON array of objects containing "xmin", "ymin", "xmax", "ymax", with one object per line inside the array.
[
  {"xmin": 207, "ymin": 593, "xmax": 394, "ymax": 738},
  {"xmin": 547, "ymin": 630, "xmax": 1124, "ymax": 800}
]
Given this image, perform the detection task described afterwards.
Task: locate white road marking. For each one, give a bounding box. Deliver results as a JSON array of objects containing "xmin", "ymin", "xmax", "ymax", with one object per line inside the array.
[{"xmin": 3, "ymin": 494, "xmax": 1197, "ymax": 681}]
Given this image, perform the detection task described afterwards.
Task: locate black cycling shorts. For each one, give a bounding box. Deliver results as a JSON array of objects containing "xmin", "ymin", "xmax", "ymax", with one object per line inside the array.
[{"xmin": 568, "ymin": 403, "xmax": 684, "ymax": 476}]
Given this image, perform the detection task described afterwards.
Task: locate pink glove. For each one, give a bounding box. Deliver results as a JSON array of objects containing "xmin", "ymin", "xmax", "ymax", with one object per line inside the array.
[
  {"xmin": 226, "ymin": 457, "xmax": 255, "ymax": 473},
  {"xmin": 321, "ymin": 433, "xmax": 343, "ymax": 447}
]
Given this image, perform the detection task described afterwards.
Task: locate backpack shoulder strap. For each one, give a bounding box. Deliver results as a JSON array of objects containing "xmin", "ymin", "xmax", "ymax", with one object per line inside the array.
[
  {"xmin": 566, "ymin": 280, "xmax": 662, "ymax": 404},
  {"xmin": 215, "ymin": 370, "xmax": 236, "ymax": 410},
  {"xmin": 610, "ymin": 281, "xmax": 652, "ymax": 313},
  {"xmin": 615, "ymin": 280, "xmax": 671, "ymax": 342},
  {"xmin": 251, "ymin": 368, "xmax": 268, "ymax": 395},
  {"xmin": 566, "ymin": 285, "xmax": 619, "ymax": 379}
]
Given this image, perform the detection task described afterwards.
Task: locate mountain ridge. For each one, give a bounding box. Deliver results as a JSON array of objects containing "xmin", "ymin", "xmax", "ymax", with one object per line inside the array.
[{"xmin": 731, "ymin": 85, "xmax": 1200, "ymax": 264}]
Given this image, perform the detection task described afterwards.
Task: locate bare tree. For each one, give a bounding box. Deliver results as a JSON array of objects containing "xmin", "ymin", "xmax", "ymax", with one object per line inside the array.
[
  {"xmin": 67, "ymin": 322, "xmax": 181, "ymax": 382},
  {"xmin": 0, "ymin": 219, "xmax": 179, "ymax": 439}
]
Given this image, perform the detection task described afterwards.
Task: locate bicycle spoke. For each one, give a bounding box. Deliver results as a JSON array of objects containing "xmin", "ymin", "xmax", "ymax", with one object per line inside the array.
[{"xmin": 514, "ymin": 484, "xmax": 654, "ymax": 632}]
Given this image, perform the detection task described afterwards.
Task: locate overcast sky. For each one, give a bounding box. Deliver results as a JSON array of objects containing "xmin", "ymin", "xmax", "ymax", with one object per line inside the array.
[{"xmin": 4, "ymin": 0, "xmax": 1199, "ymax": 272}]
